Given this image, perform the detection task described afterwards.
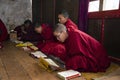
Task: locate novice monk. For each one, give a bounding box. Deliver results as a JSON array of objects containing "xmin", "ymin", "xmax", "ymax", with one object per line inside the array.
[
  {"xmin": 58, "ymin": 10, "xmax": 78, "ymax": 31},
  {"xmin": 53, "ymin": 23, "xmax": 110, "ymax": 72},
  {"xmin": 15, "ymin": 20, "xmax": 42, "ymax": 42},
  {"xmin": 34, "ymin": 23, "xmax": 66, "ymax": 61}
]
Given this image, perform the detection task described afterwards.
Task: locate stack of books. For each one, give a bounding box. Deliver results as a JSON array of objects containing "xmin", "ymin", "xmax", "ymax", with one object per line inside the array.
[{"xmin": 16, "ymin": 42, "xmax": 38, "ymax": 51}]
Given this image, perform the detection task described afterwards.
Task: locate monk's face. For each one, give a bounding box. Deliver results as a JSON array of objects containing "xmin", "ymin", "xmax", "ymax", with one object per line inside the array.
[
  {"xmin": 54, "ymin": 31, "xmax": 68, "ymax": 42},
  {"xmin": 24, "ymin": 23, "xmax": 30, "ymax": 28},
  {"xmin": 35, "ymin": 26, "xmax": 42, "ymax": 33},
  {"xmin": 58, "ymin": 14, "xmax": 68, "ymax": 24}
]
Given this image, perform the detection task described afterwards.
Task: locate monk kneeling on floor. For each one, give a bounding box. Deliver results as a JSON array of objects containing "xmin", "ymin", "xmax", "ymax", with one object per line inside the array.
[
  {"xmin": 53, "ymin": 23, "xmax": 110, "ymax": 72},
  {"xmin": 34, "ymin": 23, "xmax": 66, "ymax": 61}
]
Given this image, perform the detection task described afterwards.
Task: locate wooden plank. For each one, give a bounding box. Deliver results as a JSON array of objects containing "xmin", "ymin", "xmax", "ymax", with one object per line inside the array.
[
  {"xmin": 2, "ymin": 41, "xmax": 59, "ymax": 80},
  {"xmin": 0, "ymin": 42, "xmax": 31, "ymax": 80},
  {"xmin": 1, "ymin": 41, "xmax": 85, "ymax": 80},
  {"xmin": 0, "ymin": 57, "xmax": 9, "ymax": 80},
  {"xmin": 14, "ymin": 46, "xmax": 59, "ymax": 80}
]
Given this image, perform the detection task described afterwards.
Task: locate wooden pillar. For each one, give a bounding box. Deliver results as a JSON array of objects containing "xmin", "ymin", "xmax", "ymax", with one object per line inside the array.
[
  {"xmin": 101, "ymin": 18, "xmax": 105, "ymax": 44},
  {"xmin": 99, "ymin": 0, "xmax": 103, "ymax": 11}
]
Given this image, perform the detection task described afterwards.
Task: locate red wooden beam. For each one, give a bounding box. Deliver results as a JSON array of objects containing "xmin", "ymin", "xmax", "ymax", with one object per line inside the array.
[{"xmin": 88, "ymin": 10, "xmax": 120, "ymax": 18}]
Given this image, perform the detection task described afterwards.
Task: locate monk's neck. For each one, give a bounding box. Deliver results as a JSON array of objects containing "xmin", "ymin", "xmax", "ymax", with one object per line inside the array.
[{"xmin": 65, "ymin": 18, "xmax": 70, "ymax": 24}]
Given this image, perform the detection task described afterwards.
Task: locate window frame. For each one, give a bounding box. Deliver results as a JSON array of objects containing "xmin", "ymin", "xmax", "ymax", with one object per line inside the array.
[{"xmin": 89, "ymin": 0, "xmax": 120, "ymax": 12}]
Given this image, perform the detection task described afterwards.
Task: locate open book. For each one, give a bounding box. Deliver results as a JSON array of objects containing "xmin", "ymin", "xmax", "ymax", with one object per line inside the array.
[
  {"xmin": 28, "ymin": 45, "xmax": 38, "ymax": 51},
  {"xmin": 31, "ymin": 51, "xmax": 47, "ymax": 58},
  {"xmin": 57, "ymin": 70, "xmax": 81, "ymax": 80},
  {"xmin": 14, "ymin": 40, "xmax": 23, "ymax": 44},
  {"xmin": 38, "ymin": 57, "xmax": 60, "ymax": 72}
]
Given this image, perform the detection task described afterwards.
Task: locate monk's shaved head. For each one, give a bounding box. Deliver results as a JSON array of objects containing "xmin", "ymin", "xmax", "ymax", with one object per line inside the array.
[
  {"xmin": 53, "ymin": 23, "xmax": 68, "ymax": 42},
  {"xmin": 59, "ymin": 10, "xmax": 69, "ymax": 18},
  {"xmin": 54, "ymin": 23, "xmax": 67, "ymax": 33},
  {"xmin": 34, "ymin": 22, "xmax": 42, "ymax": 33},
  {"xmin": 58, "ymin": 10, "xmax": 69, "ymax": 24}
]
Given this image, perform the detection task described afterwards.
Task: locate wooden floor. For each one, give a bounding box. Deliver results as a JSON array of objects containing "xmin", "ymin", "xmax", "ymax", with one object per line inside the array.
[
  {"xmin": 0, "ymin": 41, "xmax": 119, "ymax": 80},
  {"xmin": 0, "ymin": 41, "xmax": 62, "ymax": 80},
  {"xmin": 0, "ymin": 41, "xmax": 85, "ymax": 80}
]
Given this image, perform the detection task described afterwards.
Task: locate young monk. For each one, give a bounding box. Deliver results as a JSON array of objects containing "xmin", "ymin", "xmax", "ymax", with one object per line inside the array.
[
  {"xmin": 53, "ymin": 23, "xmax": 110, "ymax": 72},
  {"xmin": 14, "ymin": 20, "xmax": 32, "ymax": 40},
  {"xmin": 34, "ymin": 23, "xmax": 66, "ymax": 61},
  {"xmin": 14, "ymin": 20, "xmax": 42, "ymax": 42},
  {"xmin": 58, "ymin": 10, "xmax": 78, "ymax": 31}
]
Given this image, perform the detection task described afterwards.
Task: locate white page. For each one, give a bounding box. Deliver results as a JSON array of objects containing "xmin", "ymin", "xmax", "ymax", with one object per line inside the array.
[
  {"xmin": 31, "ymin": 51, "xmax": 47, "ymax": 58},
  {"xmin": 58, "ymin": 70, "xmax": 81, "ymax": 77},
  {"xmin": 45, "ymin": 59, "xmax": 59, "ymax": 67}
]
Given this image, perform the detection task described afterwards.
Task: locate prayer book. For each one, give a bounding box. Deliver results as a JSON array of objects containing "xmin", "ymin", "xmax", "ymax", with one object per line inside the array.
[
  {"xmin": 14, "ymin": 40, "xmax": 23, "ymax": 44},
  {"xmin": 31, "ymin": 51, "xmax": 47, "ymax": 58},
  {"xmin": 57, "ymin": 70, "xmax": 81, "ymax": 80},
  {"xmin": 38, "ymin": 57, "xmax": 60, "ymax": 72},
  {"xmin": 28, "ymin": 45, "xmax": 38, "ymax": 51},
  {"xmin": 22, "ymin": 47, "xmax": 31, "ymax": 51}
]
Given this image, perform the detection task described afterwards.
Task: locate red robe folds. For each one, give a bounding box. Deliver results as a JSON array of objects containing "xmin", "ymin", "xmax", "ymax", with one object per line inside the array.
[
  {"xmin": 64, "ymin": 29, "xmax": 110, "ymax": 72},
  {"xmin": 37, "ymin": 24, "xmax": 66, "ymax": 61},
  {"xmin": 14, "ymin": 25, "xmax": 25, "ymax": 38},
  {"xmin": 65, "ymin": 19, "xmax": 78, "ymax": 31},
  {"xmin": 0, "ymin": 19, "xmax": 8, "ymax": 42}
]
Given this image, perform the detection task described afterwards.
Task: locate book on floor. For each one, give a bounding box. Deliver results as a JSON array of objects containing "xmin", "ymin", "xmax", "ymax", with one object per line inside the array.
[
  {"xmin": 31, "ymin": 51, "xmax": 47, "ymax": 58},
  {"xmin": 14, "ymin": 40, "xmax": 23, "ymax": 44},
  {"xmin": 38, "ymin": 57, "xmax": 60, "ymax": 72},
  {"xmin": 28, "ymin": 45, "xmax": 38, "ymax": 51},
  {"xmin": 22, "ymin": 47, "xmax": 31, "ymax": 51},
  {"xmin": 57, "ymin": 70, "xmax": 81, "ymax": 80}
]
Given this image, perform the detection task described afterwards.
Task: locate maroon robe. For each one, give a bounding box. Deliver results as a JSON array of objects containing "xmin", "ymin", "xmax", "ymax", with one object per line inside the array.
[
  {"xmin": 15, "ymin": 25, "xmax": 42, "ymax": 42},
  {"xmin": 14, "ymin": 25, "xmax": 25, "ymax": 38},
  {"xmin": 64, "ymin": 29, "xmax": 110, "ymax": 72},
  {"xmin": 0, "ymin": 19, "xmax": 8, "ymax": 42},
  {"xmin": 65, "ymin": 19, "xmax": 78, "ymax": 31},
  {"xmin": 37, "ymin": 24, "xmax": 66, "ymax": 61},
  {"xmin": 37, "ymin": 24, "xmax": 54, "ymax": 49}
]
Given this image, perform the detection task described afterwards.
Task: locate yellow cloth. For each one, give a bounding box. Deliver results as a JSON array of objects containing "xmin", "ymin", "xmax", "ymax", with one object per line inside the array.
[
  {"xmin": 16, "ymin": 42, "xmax": 33, "ymax": 47},
  {"xmin": 38, "ymin": 57, "xmax": 52, "ymax": 72},
  {"xmin": 82, "ymin": 63, "xmax": 120, "ymax": 80}
]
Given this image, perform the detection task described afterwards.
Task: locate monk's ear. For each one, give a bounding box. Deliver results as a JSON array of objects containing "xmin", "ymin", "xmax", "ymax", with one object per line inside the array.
[
  {"xmin": 53, "ymin": 31, "xmax": 58, "ymax": 36},
  {"xmin": 62, "ymin": 30, "xmax": 67, "ymax": 34}
]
